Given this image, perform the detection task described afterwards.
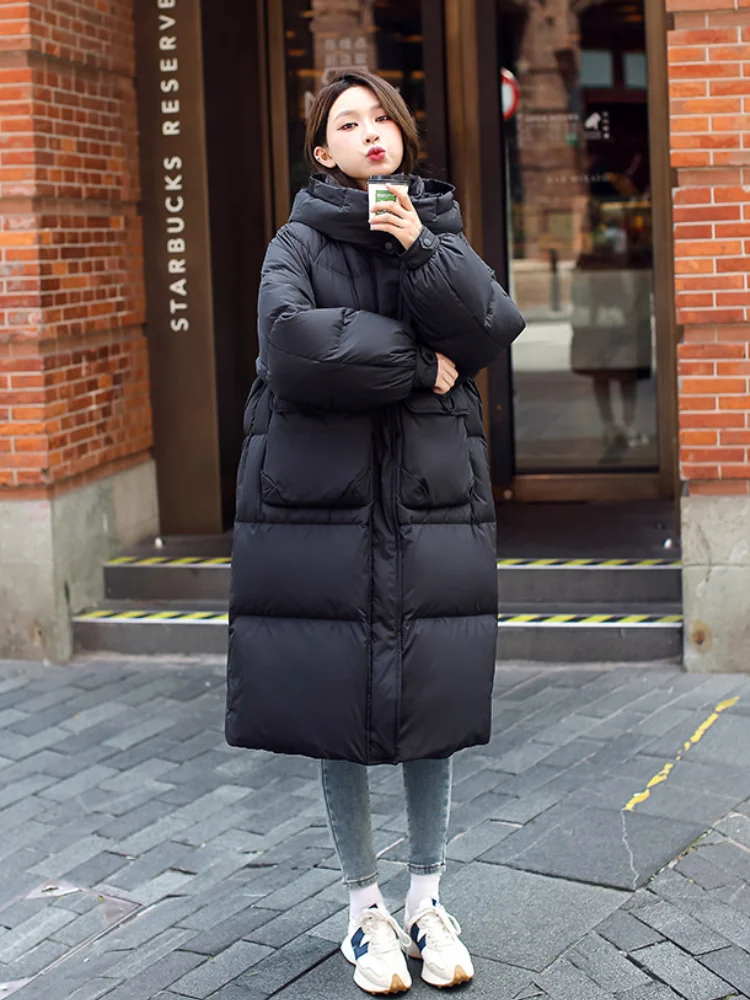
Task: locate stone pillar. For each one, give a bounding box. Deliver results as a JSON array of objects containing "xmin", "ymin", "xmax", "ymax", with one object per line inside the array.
[
  {"xmin": 668, "ymin": 0, "xmax": 750, "ymax": 670},
  {"xmin": 0, "ymin": 0, "xmax": 157, "ymax": 661}
]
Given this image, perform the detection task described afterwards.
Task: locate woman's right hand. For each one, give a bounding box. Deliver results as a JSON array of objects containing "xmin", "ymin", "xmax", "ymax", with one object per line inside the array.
[{"xmin": 433, "ymin": 352, "xmax": 458, "ymax": 395}]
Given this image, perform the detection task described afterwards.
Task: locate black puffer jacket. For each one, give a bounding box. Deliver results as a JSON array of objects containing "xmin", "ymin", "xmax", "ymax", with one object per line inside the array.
[{"xmin": 226, "ymin": 174, "xmax": 525, "ymax": 764}]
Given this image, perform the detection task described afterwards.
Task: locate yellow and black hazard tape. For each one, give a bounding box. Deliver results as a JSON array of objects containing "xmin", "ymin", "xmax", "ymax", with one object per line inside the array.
[
  {"xmin": 496, "ymin": 558, "xmax": 681, "ymax": 569},
  {"xmin": 107, "ymin": 556, "xmax": 231, "ymax": 567},
  {"xmin": 497, "ymin": 612, "xmax": 683, "ymax": 627},
  {"xmin": 74, "ymin": 609, "xmax": 229, "ymax": 625},
  {"xmin": 107, "ymin": 556, "xmax": 681, "ymax": 571},
  {"xmin": 75, "ymin": 609, "xmax": 683, "ymax": 628}
]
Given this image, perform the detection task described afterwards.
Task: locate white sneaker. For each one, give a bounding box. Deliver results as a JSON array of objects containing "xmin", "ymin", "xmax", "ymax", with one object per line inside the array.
[
  {"xmin": 341, "ymin": 903, "xmax": 413, "ymax": 995},
  {"xmin": 404, "ymin": 898, "xmax": 474, "ymax": 988}
]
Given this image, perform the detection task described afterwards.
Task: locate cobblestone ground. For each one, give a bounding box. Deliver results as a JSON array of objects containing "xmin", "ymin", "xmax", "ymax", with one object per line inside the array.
[{"xmin": 2, "ymin": 658, "xmax": 750, "ymax": 998}]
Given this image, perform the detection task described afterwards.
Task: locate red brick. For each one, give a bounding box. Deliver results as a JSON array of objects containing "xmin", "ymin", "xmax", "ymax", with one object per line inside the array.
[
  {"xmin": 0, "ymin": 1, "xmax": 151, "ymax": 494},
  {"xmin": 721, "ymin": 430, "xmax": 750, "ymax": 444}
]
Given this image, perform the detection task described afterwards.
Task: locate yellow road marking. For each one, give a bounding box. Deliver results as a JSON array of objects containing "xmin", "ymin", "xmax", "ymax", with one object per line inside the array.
[{"xmin": 623, "ymin": 696, "xmax": 739, "ymax": 812}]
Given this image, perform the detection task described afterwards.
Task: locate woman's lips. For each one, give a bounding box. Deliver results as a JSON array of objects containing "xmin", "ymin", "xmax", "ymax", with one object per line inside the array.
[{"xmin": 367, "ymin": 147, "xmax": 386, "ymax": 162}]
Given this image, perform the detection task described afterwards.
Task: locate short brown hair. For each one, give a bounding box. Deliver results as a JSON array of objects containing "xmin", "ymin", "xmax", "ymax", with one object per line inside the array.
[{"xmin": 304, "ymin": 71, "xmax": 420, "ymax": 188}]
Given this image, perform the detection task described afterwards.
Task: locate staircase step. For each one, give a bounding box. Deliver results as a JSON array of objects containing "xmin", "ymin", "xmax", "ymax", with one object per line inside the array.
[
  {"xmin": 104, "ymin": 555, "xmax": 683, "ymax": 605},
  {"xmin": 496, "ymin": 558, "xmax": 682, "ymax": 604},
  {"xmin": 496, "ymin": 604, "xmax": 682, "ymax": 663},
  {"xmin": 105, "ymin": 556, "xmax": 231, "ymax": 602},
  {"xmin": 73, "ymin": 602, "xmax": 683, "ymax": 663},
  {"xmin": 73, "ymin": 602, "xmax": 228, "ymax": 657}
]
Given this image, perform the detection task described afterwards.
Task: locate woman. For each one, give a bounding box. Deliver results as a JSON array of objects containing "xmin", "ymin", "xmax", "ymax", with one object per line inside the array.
[{"xmin": 226, "ymin": 70, "xmax": 525, "ymax": 995}]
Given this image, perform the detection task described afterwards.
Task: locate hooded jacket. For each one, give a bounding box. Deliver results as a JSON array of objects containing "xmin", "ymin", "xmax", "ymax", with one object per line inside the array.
[{"xmin": 225, "ymin": 174, "xmax": 525, "ymax": 764}]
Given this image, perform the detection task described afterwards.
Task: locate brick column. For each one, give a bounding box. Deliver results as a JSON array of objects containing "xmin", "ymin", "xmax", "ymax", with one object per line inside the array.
[
  {"xmin": 668, "ymin": 0, "xmax": 750, "ymax": 670},
  {"xmin": 0, "ymin": 0, "xmax": 157, "ymax": 661}
]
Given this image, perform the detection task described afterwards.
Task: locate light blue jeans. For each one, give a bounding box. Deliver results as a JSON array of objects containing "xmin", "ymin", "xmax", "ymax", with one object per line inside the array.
[{"xmin": 320, "ymin": 758, "xmax": 453, "ymax": 888}]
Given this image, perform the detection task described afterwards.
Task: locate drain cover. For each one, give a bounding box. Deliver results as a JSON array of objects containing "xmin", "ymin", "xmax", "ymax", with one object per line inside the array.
[{"xmin": 0, "ymin": 882, "xmax": 140, "ymax": 995}]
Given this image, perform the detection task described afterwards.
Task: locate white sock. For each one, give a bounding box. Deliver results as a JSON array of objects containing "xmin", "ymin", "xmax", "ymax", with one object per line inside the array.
[
  {"xmin": 349, "ymin": 883, "xmax": 384, "ymax": 925},
  {"xmin": 406, "ymin": 873, "xmax": 441, "ymax": 922}
]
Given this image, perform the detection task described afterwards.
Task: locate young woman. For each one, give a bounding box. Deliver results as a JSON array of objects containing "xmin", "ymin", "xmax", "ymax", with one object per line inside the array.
[{"xmin": 226, "ymin": 70, "xmax": 525, "ymax": 995}]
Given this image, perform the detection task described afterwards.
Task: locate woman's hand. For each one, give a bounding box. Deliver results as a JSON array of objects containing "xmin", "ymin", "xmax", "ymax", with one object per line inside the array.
[
  {"xmin": 369, "ymin": 185, "xmax": 424, "ymax": 251},
  {"xmin": 433, "ymin": 352, "xmax": 458, "ymax": 395}
]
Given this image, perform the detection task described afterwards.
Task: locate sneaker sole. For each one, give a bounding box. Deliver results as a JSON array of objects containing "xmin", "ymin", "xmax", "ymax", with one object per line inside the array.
[
  {"xmin": 342, "ymin": 944, "xmax": 411, "ymax": 995},
  {"xmin": 354, "ymin": 968, "xmax": 410, "ymax": 995},
  {"xmin": 423, "ymin": 964, "xmax": 473, "ymax": 989}
]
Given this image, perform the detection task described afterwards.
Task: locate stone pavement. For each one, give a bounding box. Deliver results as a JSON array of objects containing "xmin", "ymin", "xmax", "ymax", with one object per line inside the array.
[{"xmin": 3, "ymin": 660, "xmax": 750, "ymax": 999}]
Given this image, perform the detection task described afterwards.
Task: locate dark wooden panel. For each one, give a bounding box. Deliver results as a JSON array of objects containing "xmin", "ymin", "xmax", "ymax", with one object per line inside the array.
[
  {"xmin": 134, "ymin": 0, "xmax": 222, "ymax": 533},
  {"xmin": 201, "ymin": 0, "xmax": 268, "ymax": 528}
]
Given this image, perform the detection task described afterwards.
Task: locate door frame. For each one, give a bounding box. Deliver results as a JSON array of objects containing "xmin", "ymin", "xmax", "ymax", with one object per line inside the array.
[{"xmin": 446, "ymin": 0, "xmax": 678, "ymax": 503}]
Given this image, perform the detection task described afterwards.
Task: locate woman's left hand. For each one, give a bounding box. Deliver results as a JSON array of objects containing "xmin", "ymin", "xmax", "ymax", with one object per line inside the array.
[{"xmin": 369, "ymin": 185, "xmax": 424, "ymax": 251}]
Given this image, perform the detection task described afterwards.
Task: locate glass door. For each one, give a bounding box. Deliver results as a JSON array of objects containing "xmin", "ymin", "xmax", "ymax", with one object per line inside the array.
[{"xmin": 492, "ymin": 0, "xmax": 666, "ymax": 494}]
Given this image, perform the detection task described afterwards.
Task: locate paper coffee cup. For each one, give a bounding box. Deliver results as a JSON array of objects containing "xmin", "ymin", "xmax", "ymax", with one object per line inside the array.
[{"xmin": 368, "ymin": 174, "xmax": 408, "ymax": 228}]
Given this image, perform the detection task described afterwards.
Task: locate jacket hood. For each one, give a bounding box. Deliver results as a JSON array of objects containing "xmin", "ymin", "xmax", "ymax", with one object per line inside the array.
[{"xmin": 288, "ymin": 174, "xmax": 464, "ymax": 250}]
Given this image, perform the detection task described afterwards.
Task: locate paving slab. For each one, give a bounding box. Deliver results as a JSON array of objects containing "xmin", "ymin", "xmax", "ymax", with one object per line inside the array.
[
  {"xmin": 169, "ymin": 940, "xmax": 274, "ymax": 998},
  {"xmin": 440, "ymin": 862, "xmax": 624, "ymax": 972},
  {"xmin": 632, "ymin": 941, "xmax": 733, "ymax": 1000},
  {"xmin": 3, "ymin": 660, "xmax": 750, "ymax": 1000},
  {"xmin": 535, "ymin": 956, "xmax": 615, "ymax": 1000},
  {"xmin": 269, "ymin": 951, "xmax": 534, "ymax": 999},
  {"xmin": 633, "ymin": 898, "xmax": 730, "ymax": 956},
  {"xmin": 701, "ymin": 945, "xmax": 750, "ymax": 996},
  {"xmin": 234, "ymin": 934, "xmax": 338, "ymax": 997},
  {"xmin": 568, "ymin": 933, "xmax": 652, "ymax": 992},
  {"xmin": 593, "ymin": 909, "xmax": 665, "ymax": 954},
  {"xmin": 488, "ymin": 804, "xmax": 706, "ymax": 890}
]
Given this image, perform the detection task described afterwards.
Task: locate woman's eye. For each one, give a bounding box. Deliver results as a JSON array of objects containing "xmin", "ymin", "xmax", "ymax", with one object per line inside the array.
[
  {"xmin": 376, "ymin": 115, "xmax": 390, "ymax": 122},
  {"xmin": 339, "ymin": 122, "xmax": 356, "ymax": 131}
]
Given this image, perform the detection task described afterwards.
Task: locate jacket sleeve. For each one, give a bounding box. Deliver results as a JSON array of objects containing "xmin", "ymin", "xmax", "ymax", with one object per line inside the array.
[
  {"xmin": 259, "ymin": 226, "xmax": 438, "ymax": 409},
  {"xmin": 400, "ymin": 231, "xmax": 526, "ymax": 377}
]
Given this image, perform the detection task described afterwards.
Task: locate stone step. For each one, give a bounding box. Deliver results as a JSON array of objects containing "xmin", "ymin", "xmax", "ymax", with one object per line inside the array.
[
  {"xmin": 73, "ymin": 601, "xmax": 683, "ymax": 663},
  {"xmin": 496, "ymin": 558, "xmax": 682, "ymax": 604},
  {"xmin": 104, "ymin": 555, "xmax": 683, "ymax": 605}
]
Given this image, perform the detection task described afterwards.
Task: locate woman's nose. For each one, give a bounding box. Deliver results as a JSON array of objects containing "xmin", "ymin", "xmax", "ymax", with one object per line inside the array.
[{"xmin": 364, "ymin": 125, "xmax": 380, "ymax": 144}]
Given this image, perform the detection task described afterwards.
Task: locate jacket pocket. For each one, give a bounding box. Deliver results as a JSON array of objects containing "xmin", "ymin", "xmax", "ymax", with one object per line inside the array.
[
  {"xmin": 261, "ymin": 398, "xmax": 372, "ymax": 508},
  {"xmin": 400, "ymin": 392, "xmax": 474, "ymax": 508}
]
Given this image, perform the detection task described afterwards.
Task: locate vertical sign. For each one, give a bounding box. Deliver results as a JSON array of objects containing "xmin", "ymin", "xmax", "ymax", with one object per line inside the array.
[{"xmin": 134, "ymin": 0, "xmax": 222, "ymax": 534}]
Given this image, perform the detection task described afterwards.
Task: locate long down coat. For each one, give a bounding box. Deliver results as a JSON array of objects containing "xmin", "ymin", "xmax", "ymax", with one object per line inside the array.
[{"xmin": 225, "ymin": 174, "xmax": 525, "ymax": 765}]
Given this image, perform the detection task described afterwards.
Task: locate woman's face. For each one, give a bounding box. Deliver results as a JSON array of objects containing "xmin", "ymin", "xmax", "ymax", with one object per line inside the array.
[{"xmin": 314, "ymin": 85, "xmax": 405, "ymax": 189}]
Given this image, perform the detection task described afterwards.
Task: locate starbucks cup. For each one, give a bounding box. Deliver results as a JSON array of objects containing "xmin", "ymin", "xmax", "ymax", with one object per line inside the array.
[{"xmin": 368, "ymin": 174, "xmax": 408, "ymax": 229}]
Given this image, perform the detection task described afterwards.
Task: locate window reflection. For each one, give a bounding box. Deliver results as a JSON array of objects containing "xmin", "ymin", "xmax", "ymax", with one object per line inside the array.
[{"xmin": 500, "ymin": 0, "xmax": 658, "ymax": 473}]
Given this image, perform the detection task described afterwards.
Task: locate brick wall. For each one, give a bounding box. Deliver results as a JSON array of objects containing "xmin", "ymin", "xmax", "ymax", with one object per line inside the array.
[
  {"xmin": 669, "ymin": 0, "xmax": 750, "ymax": 495},
  {"xmin": 0, "ymin": 0, "xmax": 151, "ymax": 494}
]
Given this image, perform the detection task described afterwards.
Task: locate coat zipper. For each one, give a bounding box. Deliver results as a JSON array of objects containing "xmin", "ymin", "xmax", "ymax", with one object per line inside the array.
[{"xmin": 389, "ymin": 404, "xmax": 403, "ymax": 760}]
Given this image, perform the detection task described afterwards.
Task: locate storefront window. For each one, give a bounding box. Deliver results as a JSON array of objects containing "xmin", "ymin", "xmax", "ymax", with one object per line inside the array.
[
  {"xmin": 499, "ymin": 0, "xmax": 658, "ymax": 474},
  {"xmin": 281, "ymin": 0, "xmax": 431, "ymax": 204}
]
